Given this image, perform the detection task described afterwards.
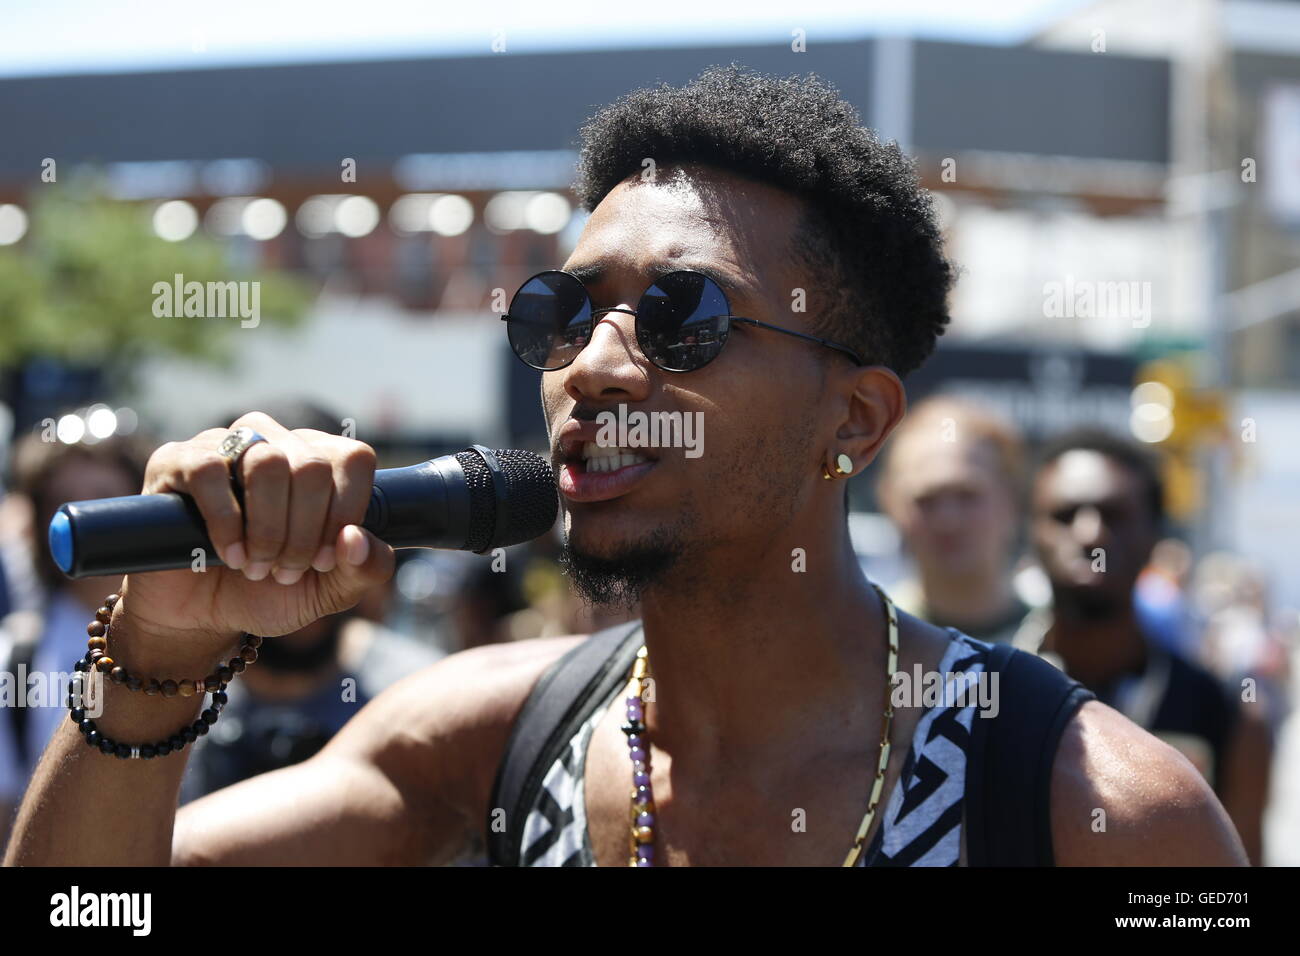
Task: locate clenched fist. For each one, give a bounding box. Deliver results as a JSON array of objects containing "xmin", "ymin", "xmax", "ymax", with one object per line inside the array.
[{"xmin": 113, "ymin": 411, "xmax": 395, "ymax": 662}]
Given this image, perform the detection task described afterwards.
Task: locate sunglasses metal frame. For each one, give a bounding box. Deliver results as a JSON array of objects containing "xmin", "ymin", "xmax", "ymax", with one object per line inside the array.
[{"xmin": 500, "ymin": 269, "xmax": 867, "ymax": 372}]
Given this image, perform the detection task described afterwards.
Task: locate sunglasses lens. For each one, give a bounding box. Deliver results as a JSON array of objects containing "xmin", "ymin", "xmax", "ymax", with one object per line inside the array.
[
  {"xmin": 636, "ymin": 272, "xmax": 730, "ymax": 372},
  {"xmin": 505, "ymin": 272, "xmax": 592, "ymax": 370}
]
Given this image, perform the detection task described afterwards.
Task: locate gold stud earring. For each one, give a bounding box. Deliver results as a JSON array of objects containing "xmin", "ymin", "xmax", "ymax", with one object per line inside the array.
[{"xmin": 822, "ymin": 453, "xmax": 853, "ymax": 480}]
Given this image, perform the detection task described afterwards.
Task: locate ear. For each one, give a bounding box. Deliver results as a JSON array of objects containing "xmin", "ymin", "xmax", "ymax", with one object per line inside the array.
[{"xmin": 829, "ymin": 365, "xmax": 906, "ymax": 477}]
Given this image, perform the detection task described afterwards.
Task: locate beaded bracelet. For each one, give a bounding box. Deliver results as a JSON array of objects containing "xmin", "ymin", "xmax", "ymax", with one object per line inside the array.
[
  {"xmin": 68, "ymin": 658, "xmax": 228, "ymax": 759},
  {"xmin": 86, "ymin": 592, "xmax": 261, "ymax": 696}
]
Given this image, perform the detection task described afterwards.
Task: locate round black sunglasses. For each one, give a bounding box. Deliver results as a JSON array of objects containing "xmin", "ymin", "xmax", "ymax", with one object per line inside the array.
[{"xmin": 500, "ymin": 269, "xmax": 866, "ymax": 373}]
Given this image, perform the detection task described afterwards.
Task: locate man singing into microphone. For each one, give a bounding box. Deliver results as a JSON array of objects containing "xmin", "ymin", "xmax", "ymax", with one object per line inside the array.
[{"xmin": 5, "ymin": 66, "xmax": 1245, "ymax": 866}]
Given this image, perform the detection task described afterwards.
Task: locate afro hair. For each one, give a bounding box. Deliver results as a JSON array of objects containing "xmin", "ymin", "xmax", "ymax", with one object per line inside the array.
[{"xmin": 572, "ymin": 64, "xmax": 954, "ymax": 377}]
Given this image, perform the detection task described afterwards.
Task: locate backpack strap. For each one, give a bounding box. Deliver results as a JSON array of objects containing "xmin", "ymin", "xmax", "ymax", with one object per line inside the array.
[
  {"xmin": 485, "ymin": 620, "xmax": 644, "ymax": 866},
  {"xmin": 965, "ymin": 641, "xmax": 1095, "ymax": 866}
]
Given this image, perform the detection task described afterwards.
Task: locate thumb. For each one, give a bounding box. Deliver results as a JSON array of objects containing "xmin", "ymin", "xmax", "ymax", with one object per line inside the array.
[{"xmin": 329, "ymin": 524, "xmax": 396, "ymax": 596}]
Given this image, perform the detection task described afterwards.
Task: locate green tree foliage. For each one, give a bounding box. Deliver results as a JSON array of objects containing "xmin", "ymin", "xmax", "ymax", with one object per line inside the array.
[{"xmin": 0, "ymin": 187, "xmax": 310, "ymax": 387}]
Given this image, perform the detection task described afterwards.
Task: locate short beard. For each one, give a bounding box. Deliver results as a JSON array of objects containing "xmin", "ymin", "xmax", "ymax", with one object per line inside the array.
[{"xmin": 558, "ymin": 528, "xmax": 684, "ymax": 610}]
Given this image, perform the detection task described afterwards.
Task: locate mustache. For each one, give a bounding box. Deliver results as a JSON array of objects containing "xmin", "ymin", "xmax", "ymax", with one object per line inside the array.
[
  {"xmin": 568, "ymin": 403, "xmax": 608, "ymax": 423},
  {"xmin": 547, "ymin": 403, "xmax": 621, "ymax": 454}
]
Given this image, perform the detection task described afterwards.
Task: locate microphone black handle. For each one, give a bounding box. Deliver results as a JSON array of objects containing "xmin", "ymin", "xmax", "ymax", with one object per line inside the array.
[{"xmin": 51, "ymin": 456, "xmax": 471, "ymax": 579}]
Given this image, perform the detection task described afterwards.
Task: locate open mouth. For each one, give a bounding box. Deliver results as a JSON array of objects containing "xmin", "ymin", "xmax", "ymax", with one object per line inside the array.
[
  {"xmin": 557, "ymin": 442, "xmax": 658, "ymax": 502},
  {"xmin": 575, "ymin": 442, "xmax": 653, "ymax": 473}
]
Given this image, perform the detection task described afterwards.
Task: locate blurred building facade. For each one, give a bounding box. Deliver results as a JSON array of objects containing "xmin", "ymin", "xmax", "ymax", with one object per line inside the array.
[
  {"xmin": 0, "ymin": 8, "xmax": 1298, "ymax": 600},
  {"xmin": 0, "ymin": 32, "xmax": 1176, "ymax": 435}
]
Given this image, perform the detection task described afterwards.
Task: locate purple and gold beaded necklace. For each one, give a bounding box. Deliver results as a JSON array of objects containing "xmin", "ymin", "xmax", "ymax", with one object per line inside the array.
[{"xmin": 620, "ymin": 583, "xmax": 900, "ymax": 867}]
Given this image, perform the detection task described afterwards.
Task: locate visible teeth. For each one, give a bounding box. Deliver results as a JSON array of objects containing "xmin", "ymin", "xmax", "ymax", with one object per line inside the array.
[{"xmin": 580, "ymin": 442, "xmax": 648, "ymax": 472}]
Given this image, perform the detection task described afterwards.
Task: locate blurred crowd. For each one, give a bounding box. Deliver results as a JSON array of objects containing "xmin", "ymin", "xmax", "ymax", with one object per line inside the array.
[
  {"xmin": 876, "ymin": 396, "xmax": 1293, "ymax": 865},
  {"xmin": 0, "ymin": 400, "xmax": 626, "ymax": 846},
  {"xmin": 0, "ymin": 395, "xmax": 1293, "ymax": 864}
]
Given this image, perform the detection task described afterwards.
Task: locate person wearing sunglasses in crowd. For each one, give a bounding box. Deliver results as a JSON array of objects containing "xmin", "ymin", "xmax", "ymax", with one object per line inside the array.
[{"xmin": 5, "ymin": 66, "xmax": 1245, "ymax": 867}]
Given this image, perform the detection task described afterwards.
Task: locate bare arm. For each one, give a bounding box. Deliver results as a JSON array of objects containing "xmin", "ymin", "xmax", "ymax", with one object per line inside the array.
[
  {"xmin": 3, "ymin": 410, "xmax": 577, "ymax": 867},
  {"xmin": 1051, "ymin": 701, "xmax": 1247, "ymax": 866},
  {"xmin": 4, "ymin": 614, "xmax": 245, "ymax": 866},
  {"xmin": 173, "ymin": 636, "xmax": 579, "ymax": 866},
  {"xmin": 6, "ymin": 623, "xmax": 575, "ymax": 867}
]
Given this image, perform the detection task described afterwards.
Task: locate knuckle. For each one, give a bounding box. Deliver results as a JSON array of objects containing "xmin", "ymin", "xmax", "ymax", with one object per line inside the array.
[
  {"xmin": 205, "ymin": 497, "xmax": 240, "ymax": 523},
  {"xmin": 341, "ymin": 440, "xmax": 377, "ymax": 472},
  {"xmin": 148, "ymin": 441, "xmax": 178, "ymax": 467},
  {"xmin": 231, "ymin": 410, "xmax": 277, "ymax": 432},
  {"xmin": 202, "ymin": 503, "xmax": 242, "ymax": 537},
  {"xmin": 244, "ymin": 516, "xmax": 283, "ymax": 551},
  {"xmin": 189, "ymin": 454, "xmax": 230, "ymax": 484},
  {"xmin": 246, "ymin": 444, "xmax": 289, "ymax": 478},
  {"xmin": 294, "ymin": 456, "xmax": 333, "ymax": 485}
]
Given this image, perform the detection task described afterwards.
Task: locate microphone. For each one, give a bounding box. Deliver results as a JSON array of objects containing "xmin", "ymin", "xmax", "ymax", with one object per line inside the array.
[{"xmin": 48, "ymin": 445, "xmax": 558, "ymax": 579}]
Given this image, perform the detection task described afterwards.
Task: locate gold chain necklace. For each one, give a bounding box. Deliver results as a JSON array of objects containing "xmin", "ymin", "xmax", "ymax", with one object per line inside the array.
[{"xmin": 621, "ymin": 583, "xmax": 900, "ymax": 867}]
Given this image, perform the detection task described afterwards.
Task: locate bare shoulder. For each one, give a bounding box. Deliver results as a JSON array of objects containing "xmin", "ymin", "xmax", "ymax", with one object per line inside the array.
[
  {"xmin": 1049, "ymin": 700, "xmax": 1248, "ymax": 866},
  {"xmin": 326, "ymin": 633, "xmax": 585, "ymax": 824}
]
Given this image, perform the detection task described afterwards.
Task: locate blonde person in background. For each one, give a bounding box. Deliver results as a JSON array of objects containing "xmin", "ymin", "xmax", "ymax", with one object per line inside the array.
[{"xmin": 878, "ymin": 396, "xmax": 1033, "ymax": 645}]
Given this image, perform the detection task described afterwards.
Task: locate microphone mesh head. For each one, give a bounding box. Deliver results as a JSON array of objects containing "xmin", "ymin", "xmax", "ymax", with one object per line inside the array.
[
  {"xmin": 455, "ymin": 448, "xmax": 558, "ymax": 552},
  {"xmin": 456, "ymin": 451, "xmax": 497, "ymax": 553}
]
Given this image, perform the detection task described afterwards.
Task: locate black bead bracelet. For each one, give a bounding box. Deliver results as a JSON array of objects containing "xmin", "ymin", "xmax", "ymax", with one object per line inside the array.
[{"xmin": 68, "ymin": 658, "xmax": 228, "ymax": 759}]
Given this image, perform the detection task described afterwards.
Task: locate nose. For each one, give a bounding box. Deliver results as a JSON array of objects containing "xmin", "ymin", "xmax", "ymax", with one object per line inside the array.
[
  {"xmin": 1070, "ymin": 505, "xmax": 1105, "ymax": 547},
  {"xmin": 559, "ymin": 307, "xmax": 652, "ymax": 405},
  {"xmin": 933, "ymin": 493, "xmax": 970, "ymax": 530}
]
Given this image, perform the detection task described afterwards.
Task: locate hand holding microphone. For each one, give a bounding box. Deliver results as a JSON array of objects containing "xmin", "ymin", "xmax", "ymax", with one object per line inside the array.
[{"xmin": 57, "ymin": 412, "xmax": 557, "ymax": 666}]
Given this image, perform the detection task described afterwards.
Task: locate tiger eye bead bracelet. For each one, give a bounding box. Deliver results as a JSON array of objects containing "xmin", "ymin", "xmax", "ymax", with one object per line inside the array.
[{"xmin": 86, "ymin": 592, "xmax": 261, "ymax": 694}]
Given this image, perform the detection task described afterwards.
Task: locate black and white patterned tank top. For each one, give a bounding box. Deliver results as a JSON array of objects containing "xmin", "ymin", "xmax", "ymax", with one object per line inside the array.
[{"xmin": 518, "ymin": 629, "xmax": 992, "ymax": 866}]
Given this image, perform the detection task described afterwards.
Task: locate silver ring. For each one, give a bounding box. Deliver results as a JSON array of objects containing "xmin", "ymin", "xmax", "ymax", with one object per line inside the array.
[{"xmin": 218, "ymin": 426, "xmax": 268, "ymax": 481}]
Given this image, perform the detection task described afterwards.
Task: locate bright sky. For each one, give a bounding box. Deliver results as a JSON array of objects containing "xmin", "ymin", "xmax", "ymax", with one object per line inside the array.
[{"xmin": 0, "ymin": 0, "xmax": 1089, "ymax": 77}]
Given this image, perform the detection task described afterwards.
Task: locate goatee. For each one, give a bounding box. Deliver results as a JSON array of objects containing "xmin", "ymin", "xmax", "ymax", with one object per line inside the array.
[{"xmin": 558, "ymin": 529, "xmax": 684, "ymax": 610}]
